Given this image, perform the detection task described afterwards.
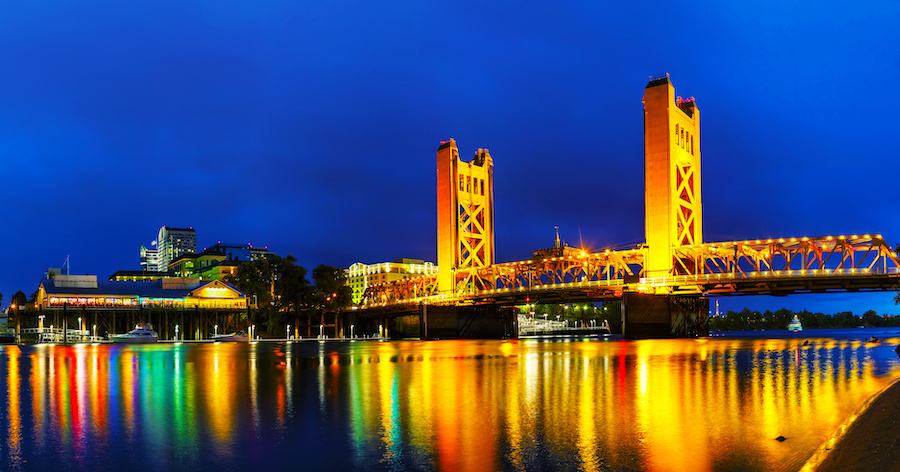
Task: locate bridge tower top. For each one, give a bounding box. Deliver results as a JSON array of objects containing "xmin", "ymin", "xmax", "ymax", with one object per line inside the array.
[
  {"xmin": 436, "ymin": 139, "xmax": 495, "ymax": 293},
  {"xmin": 643, "ymin": 74, "xmax": 702, "ymax": 278}
]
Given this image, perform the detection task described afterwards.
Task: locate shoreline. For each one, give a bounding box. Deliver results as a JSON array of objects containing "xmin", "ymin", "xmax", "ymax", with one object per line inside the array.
[{"xmin": 802, "ymin": 371, "xmax": 900, "ymax": 471}]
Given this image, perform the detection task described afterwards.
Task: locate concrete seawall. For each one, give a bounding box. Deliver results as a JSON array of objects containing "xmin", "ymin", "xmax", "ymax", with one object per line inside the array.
[{"xmin": 803, "ymin": 375, "xmax": 900, "ymax": 471}]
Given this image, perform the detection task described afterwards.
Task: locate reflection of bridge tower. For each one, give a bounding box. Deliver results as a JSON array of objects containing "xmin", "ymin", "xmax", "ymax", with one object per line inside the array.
[
  {"xmin": 436, "ymin": 139, "xmax": 495, "ymax": 293},
  {"xmin": 643, "ymin": 73, "xmax": 702, "ymax": 279}
]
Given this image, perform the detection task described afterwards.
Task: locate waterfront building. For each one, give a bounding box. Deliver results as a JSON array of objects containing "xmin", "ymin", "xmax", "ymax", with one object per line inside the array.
[
  {"xmin": 38, "ymin": 275, "xmax": 248, "ymax": 311},
  {"xmin": 156, "ymin": 226, "xmax": 197, "ymax": 272},
  {"xmin": 346, "ymin": 259, "xmax": 438, "ymax": 305},
  {"xmin": 35, "ymin": 275, "xmax": 249, "ymax": 341},
  {"xmin": 109, "ymin": 270, "xmax": 170, "ymax": 282}
]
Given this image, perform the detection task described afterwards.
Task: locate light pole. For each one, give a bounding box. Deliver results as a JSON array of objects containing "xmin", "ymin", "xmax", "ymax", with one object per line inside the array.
[
  {"xmin": 215, "ymin": 324, "xmax": 218, "ymax": 336},
  {"xmin": 350, "ymin": 324, "xmax": 354, "ymax": 340},
  {"xmin": 175, "ymin": 324, "xmax": 179, "ymax": 341},
  {"xmin": 93, "ymin": 324, "xmax": 96, "ymax": 341},
  {"xmin": 78, "ymin": 317, "xmax": 82, "ymax": 341},
  {"xmin": 251, "ymin": 324, "xmax": 255, "ymax": 339},
  {"xmin": 286, "ymin": 324, "xmax": 290, "ymax": 340}
]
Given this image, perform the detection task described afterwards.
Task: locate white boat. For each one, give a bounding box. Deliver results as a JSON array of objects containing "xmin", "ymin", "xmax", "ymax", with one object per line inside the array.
[
  {"xmin": 787, "ymin": 316, "xmax": 803, "ymax": 332},
  {"xmin": 109, "ymin": 323, "xmax": 158, "ymax": 343},
  {"xmin": 211, "ymin": 331, "xmax": 248, "ymax": 342}
]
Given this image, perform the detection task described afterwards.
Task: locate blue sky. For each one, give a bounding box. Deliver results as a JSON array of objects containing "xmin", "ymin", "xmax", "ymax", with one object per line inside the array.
[{"xmin": 1, "ymin": 1, "xmax": 899, "ymax": 314}]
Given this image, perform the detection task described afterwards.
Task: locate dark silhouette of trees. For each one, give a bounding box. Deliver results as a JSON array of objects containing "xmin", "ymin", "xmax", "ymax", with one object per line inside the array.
[{"xmin": 311, "ymin": 264, "xmax": 352, "ymax": 311}]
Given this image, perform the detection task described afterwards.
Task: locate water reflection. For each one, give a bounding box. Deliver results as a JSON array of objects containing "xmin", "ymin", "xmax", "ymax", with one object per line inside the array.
[{"xmin": 0, "ymin": 333, "xmax": 898, "ymax": 472}]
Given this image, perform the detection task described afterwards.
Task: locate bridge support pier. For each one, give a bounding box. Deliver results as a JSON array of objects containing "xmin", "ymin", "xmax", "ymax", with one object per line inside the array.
[
  {"xmin": 622, "ymin": 293, "xmax": 708, "ymax": 339},
  {"xmin": 419, "ymin": 305, "xmax": 517, "ymax": 340}
]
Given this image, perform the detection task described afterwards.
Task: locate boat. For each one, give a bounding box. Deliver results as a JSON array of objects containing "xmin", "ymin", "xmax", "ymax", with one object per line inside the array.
[
  {"xmin": 787, "ymin": 316, "xmax": 803, "ymax": 332},
  {"xmin": 211, "ymin": 331, "xmax": 249, "ymax": 342},
  {"xmin": 109, "ymin": 323, "xmax": 158, "ymax": 343}
]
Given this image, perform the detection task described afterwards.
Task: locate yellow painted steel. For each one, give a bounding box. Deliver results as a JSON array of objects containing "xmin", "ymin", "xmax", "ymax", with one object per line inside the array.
[
  {"xmin": 436, "ymin": 139, "xmax": 495, "ymax": 293},
  {"xmin": 643, "ymin": 74, "xmax": 702, "ymax": 280}
]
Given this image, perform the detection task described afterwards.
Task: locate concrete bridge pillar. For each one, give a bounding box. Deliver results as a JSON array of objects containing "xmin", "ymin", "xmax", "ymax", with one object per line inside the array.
[{"xmin": 622, "ymin": 292, "xmax": 709, "ymax": 339}]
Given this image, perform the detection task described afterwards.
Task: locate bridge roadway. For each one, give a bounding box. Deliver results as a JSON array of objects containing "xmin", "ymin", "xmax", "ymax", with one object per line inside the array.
[{"xmin": 361, "ymin": 234, "xmax": 900, "ymax": 309}]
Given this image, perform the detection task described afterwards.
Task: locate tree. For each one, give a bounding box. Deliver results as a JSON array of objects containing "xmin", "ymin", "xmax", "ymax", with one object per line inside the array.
[
  {"xmin": 11, "ymin": 291, "xmax": 28, "ymax": 308},
  {"xmin": 224, "ymin": 254, "xmax": 314, "ymax": 337},
  {"xmin": 861, "ymin": 309, "xmax": 881, "ymax": 327},
  {"xmin": 311, "ymin": 264, "xmax": 352, "ymax": 311}
]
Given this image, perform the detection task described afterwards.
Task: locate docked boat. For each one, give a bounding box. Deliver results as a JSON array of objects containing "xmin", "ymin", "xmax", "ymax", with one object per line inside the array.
[
  {"xmin": 787, "ymin": 316, "xmax": 803, "ymax": 332},
  {"xmin": 211, "ymin": 331, "xmax": 248, "ymax": 342},
  {"xmin": 109, "ymin": 323, "xmax": 158, "ymax": 343}
]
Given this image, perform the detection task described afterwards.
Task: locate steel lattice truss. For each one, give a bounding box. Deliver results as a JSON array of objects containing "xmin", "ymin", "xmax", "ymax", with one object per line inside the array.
[
  {"xmin": 361, "ymin": 235, "xmax": 900, "ymax": 307},
  {"xmin": 657, "ymin": 234, "xmax": 900, "ymax": 295}
]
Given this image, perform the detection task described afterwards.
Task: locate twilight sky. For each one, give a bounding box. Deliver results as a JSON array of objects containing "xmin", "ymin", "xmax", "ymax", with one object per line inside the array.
[{"xmin": 1, "ymin": 1, "xmax": 899, "ymax": 314}]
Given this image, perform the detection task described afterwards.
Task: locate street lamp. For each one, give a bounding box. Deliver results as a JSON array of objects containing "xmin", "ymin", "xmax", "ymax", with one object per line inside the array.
[
  {"xmin": 215, "ymin": 324, "xmax": 218, "ymax": 336},
  {"xmin": 286, "ymin": 324, "xmax": 290, "ymax": 340},
  {"xmin": 78, "ymin": 317, "xmax": 82, "ymax": 341},
  {"xmin": 251, "ymin": 324, "xmax": 256, "ymax": 339},
  {"xmin": 175, "ymin": 324, "xmax": 180, "ymax": 341},
  {"xmin": 93, "ymin": 324, "xmax": 96, "ymax": 341},
  {"xmin": 350, "ymin": 324, "xmax": 354, "ymax": 340}
]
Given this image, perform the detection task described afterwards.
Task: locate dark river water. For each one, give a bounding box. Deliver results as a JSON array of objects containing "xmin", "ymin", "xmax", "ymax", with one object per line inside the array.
[{"xmin": 1, "ymin": 328, "xmax": 899, "ymax": 472}]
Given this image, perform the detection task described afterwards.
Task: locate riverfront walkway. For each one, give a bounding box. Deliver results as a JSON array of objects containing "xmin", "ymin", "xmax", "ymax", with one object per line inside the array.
[{"xmin": 806, "ymin": 375, "xmax": 900, "ymax": 471}]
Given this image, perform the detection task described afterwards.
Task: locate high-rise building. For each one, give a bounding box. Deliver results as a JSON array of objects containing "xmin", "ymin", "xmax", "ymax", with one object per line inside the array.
[
  {"xmin": 156, "ymin": 226, "xmax": 197, "ymax": 272},
  {"xmin": 140, "ymin": 243, "xmax": 159, "ymax": 272}
]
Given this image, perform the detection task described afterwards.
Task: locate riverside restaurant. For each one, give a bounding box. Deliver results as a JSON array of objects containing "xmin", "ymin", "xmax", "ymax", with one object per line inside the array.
[{"xmin": 23, "ymin": 275, "xmax": 249, "ymax": 342}]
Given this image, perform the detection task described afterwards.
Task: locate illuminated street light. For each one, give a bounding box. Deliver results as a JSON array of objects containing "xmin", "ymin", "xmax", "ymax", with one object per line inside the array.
[{"xmin": 286, "ymin": 324, "xmax": 290, "ymax": 340}]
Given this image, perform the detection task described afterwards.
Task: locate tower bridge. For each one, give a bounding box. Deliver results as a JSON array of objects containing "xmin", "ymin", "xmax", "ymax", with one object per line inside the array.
[{"xmin": 360, "ymin": 74, "xmax": 900, "ymax": 339}]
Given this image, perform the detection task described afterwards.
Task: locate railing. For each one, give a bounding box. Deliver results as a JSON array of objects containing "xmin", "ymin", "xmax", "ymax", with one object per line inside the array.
[
  {"xmin": 641, "ymin": 266, "xmax": 900, "ymax": 286},
  {"xmin": 361, "ymin": 234, "xmax": 900, "ymax": 308},
  {"xmin": 19, "ymin": 327, "xmax": 104, "ymax": 343}
]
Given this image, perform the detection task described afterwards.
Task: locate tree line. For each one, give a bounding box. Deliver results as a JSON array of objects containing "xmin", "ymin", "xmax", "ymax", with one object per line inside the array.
[
  {"xmin": 222, "ymin": 255, "xmax": 352, "ymax": 337},
  {"xmin": 709, "ymin": 308, "xmax": 900, "ymax": 331}
]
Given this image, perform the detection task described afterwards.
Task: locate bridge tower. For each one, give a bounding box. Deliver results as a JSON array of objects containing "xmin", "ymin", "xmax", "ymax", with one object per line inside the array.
[
  {"xmin": 622, "ymin": 74, "xmax": 708, "ymax": 339},
  {"xmin": 436, "ymin": 139, "xmax": 495, "ymax": 293},
  {"xmin": 643, "ymin": 73, "xmax": 702, "ymax": 278}
]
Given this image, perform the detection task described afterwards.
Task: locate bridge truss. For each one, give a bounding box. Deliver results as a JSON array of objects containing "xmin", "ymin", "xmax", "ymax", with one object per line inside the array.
[{"xmin": 360, "ymin": 234, "xmax": 900, "ymax": 308}]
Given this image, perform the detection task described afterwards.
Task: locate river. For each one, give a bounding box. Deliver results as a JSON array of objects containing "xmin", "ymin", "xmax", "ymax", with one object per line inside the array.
[{"xmin": 1, "ymin": 328, "xmax": 898, "ymax": 471}]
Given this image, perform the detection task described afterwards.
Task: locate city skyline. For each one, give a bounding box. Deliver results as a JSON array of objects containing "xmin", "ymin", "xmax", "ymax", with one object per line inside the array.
[{"xmin": 1, "ymin": 2, "xmax": 898, "ymax": 315}]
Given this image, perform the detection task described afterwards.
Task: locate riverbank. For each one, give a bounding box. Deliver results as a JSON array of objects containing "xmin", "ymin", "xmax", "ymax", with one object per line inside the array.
[{"xmin": 804, "ymin": 374, "xmax": 900, "ymax": 471}]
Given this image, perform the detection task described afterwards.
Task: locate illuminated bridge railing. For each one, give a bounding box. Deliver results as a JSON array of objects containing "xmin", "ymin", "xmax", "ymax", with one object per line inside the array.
[
  {"xmin": 642, "ymin": 267, "xmax": 900, "ymax": 286},
  {"xmin": 360, "ymin": 248, "xmax": 643, "ymax": 307},
  {"xmin": 360, "ymin": 235, "xmax": 900, "ymax": 307},
  {"xmin": 672, "ymin": 234, "xmax": 899, "ymax": 277}
]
